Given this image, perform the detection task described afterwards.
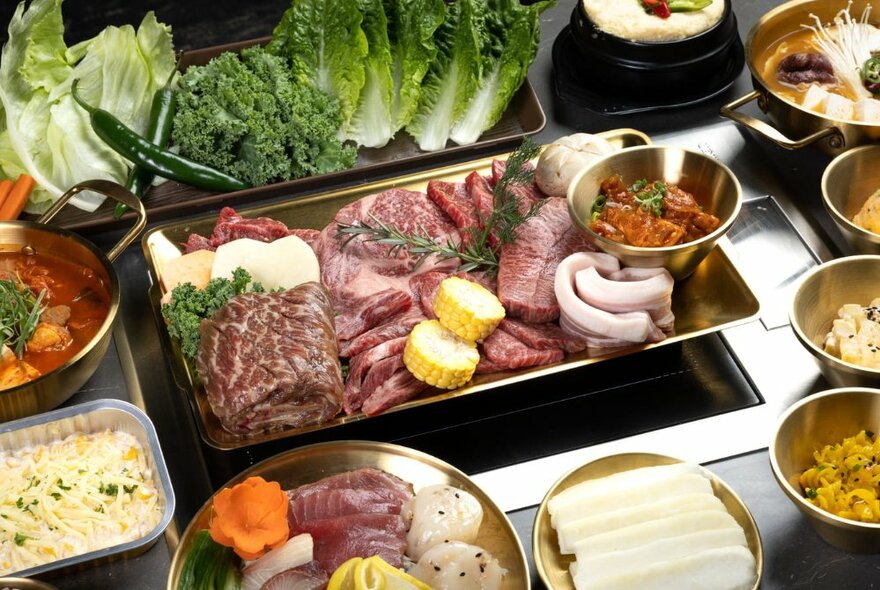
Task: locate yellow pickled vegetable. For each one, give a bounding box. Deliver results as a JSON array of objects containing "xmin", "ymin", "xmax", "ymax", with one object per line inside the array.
[
  {"xmin": 403, "ymin": 320, "xmax": 479, "ymax": 389},
  {"xmin": 434, "ymin": 276, "xmax": 505, "ymax": 342}
]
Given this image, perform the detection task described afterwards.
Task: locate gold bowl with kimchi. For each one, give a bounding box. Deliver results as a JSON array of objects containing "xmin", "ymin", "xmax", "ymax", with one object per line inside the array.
[
  {"xmin": 770, "ymin": 387, "xmax": 880, "ymax": 553},
  {"xmin": 567, "ymin": 144, "xmax": 742, "ymax": 280},
  {"xmin": 0, "ymin": 180, "xmax": 144, "ymax": 421}
]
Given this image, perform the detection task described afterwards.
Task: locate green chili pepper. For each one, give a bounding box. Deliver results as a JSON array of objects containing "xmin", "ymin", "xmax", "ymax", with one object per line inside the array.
[
  {"xmin": 71, "ymin": 80, "xmax": 249, "ymax": 193},
  {"xmin": 667, "ymin": 0, "xmax": 713, "ymax": 11},
  {"xmin": 116, "ymin": 66, "xmax": 180, "ymax": 219},
  {"xmin": 862, "ymin": 57, "xmax": 880, "ymax": 94}
]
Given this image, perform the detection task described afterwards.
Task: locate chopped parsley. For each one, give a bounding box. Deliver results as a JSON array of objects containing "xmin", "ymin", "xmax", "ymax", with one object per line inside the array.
[
  {"xmin": 13, "ymin": 533, "xmax": 31, "ymax": 546},
  {"xmin": 99, "ymin": 483, "xmax": 119, "ymax": 497},
  {"xmin": 50, "ymin": 492, "xmax": 62, "ymax": 501},
  {"xmin": 56, "ymin": 478, "xmax": 71, "ymax": 491},
  {"xmin": 123, "ymin": 484, "xmax": 139, "ymax": 495},
  {"xmin": 806, "ymin": 488, "xmax": 818, "ymax": 499}
]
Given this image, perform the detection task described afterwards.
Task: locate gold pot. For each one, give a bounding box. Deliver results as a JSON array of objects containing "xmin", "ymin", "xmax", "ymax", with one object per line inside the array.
[
  {"xmin": 0, "ymin": 180, "xmax": 145, "ymax": 421},
  {"xmin": 721, "ymin": 0, "xmax": 880, "ymax": 154}
]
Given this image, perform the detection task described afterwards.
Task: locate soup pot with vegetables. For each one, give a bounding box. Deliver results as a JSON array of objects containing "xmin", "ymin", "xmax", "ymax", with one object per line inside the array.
[
  {"xmin": 0, "ymin": 180, "xmax": 145, "ymax": 420},
  {"xmin": 721, "ymin": 0, "xmax": 880, "ymax": 154}
]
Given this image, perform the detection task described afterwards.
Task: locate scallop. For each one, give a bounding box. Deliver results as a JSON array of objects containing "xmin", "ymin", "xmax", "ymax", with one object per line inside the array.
[
  {"xmin": 404, "ymin": 484, "xmax": 483, "ymax": 560},
  {"xmin": 408, "ymin": 541, "xmax": 505, "ymax": 590}
]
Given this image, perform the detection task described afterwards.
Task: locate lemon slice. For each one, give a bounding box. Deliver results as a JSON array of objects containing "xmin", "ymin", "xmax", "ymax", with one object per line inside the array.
[
  {"xmin": 355, "ymin": 557, "xmax": 386, "ymax": 590},
  {"xmin": 364, "ymin": 556, "xmax": 432, "ymax": 590},
  {"xmin": 328, "ymin": 557, "xmax": 363, "ymax": 590}
]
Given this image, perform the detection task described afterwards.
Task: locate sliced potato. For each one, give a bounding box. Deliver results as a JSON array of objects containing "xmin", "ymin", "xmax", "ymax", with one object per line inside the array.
[{"xmin": 160, "ymin": 249, "xmax": 215, "ymax": 293}]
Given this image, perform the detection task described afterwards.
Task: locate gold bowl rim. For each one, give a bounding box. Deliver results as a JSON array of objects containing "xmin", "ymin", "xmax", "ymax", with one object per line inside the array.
[
  {"xmin": 769, "ymin": 387, "xmax": 880, "ymax": 530},
  {"xmin": 789, "ymin": 255, "xmax": 880, "ymax": 376},
  {"xmin": 566, "ymin": 144, "xmax": 743, "ymax": 255},
  {"xmin": 820, "ymin": 145, "xmax": 880, "ymax": 243}
]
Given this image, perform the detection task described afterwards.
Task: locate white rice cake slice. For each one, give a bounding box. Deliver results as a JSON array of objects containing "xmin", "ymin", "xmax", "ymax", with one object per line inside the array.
[
  {"xmin": 572, "ymin": 509, "xmax": 739, "ymax": 558},
  {"xmin": 824, "ymin": 93, "xmax": 855, "ymax": 120},
  {"xmin": 551, "ymin": 472, "xmax": 712, "ymax": 529},
  {"xmin": 854, "ymin": 98, "xmax": 880, "ymax": 123},
  {"xmin": 573, "ymin": 527, "xmax": 748, "ymax": 585},
  {"xmin": 557, "ymin": 492, "xmax": 725, "ymax": 554},
  {"xmin": 801, "ymin": 84, "xmax": 829, "ymax": 111},
  {"xmin": 548, "ymin": 463, "xmax": 703, "ymax": 527},
  {"xmin": 574, "ymin": 545, "xmax": 757, "ymax": 590}
]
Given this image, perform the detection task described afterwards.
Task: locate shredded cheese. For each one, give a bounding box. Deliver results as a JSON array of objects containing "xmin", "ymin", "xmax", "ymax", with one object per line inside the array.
[{"xmin": 0, "ymin": 430, "xmax": 163, "ymax": 575}]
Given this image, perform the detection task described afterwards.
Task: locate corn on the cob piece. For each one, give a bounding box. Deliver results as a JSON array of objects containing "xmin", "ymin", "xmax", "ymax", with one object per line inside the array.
[
  {"xmin": 434, "ymin": 276, "xmax": 505, "ymax": 342},
  {"xmin": 404, "ymin": 320, "xmax": 480, "ymax": 389}
]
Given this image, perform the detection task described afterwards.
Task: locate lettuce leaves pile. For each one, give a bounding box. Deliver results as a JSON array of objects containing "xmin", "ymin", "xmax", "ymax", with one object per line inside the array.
[
  {"xmin": 0, "ymin": 0, "xmax": 176, "ymax": 212},
  {"xmin": 269, "ymin": 0, "xmax": 551, "ymax": 151}
]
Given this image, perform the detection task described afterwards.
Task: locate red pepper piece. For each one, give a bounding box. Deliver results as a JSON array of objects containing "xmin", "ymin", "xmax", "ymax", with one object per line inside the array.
[{"xmin": 652, "ymin": 0, "xmax": 672, "ymax": 18}]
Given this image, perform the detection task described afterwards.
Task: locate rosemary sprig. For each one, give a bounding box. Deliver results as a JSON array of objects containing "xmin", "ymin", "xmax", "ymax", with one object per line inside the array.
[
  {"xmin": 334, "ymin": 138, "xmax": 543, "ymax": 275},
  {"xmin": 0, "ymin": 276, "xmax": 46, "ymax": 357},
  {"xmin": 336, "ymin": 215, "xmax": 498, "ymax": 273}
]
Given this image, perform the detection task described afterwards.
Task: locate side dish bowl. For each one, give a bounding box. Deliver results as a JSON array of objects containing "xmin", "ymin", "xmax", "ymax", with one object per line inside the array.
[
  {"xmin": 790, "ymin": 255, "xmax": 880, "ymax": 387},
  {"xmin": 532, "ymin": 452, "xmax": 763, "ymax": 590},
  {"xmin": 0, "ymin": 181, "xmax": 145, "ymax": 421},
  {"xmin": 567, "ymin": 145, "xmax": 742, "ymax": 279},
  {"xmin": 770, "ymin": 388, "xmax": 880, "ymax": 552},
  {"xmin": 822, "ymin": 145, "xmax": 880, "ymax": 254}
]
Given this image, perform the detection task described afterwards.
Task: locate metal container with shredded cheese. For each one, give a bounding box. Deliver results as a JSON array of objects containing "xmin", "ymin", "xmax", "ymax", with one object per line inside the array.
[{"xmin": 0, "ymin": 399, "xmax": 174, "ymax": 577}]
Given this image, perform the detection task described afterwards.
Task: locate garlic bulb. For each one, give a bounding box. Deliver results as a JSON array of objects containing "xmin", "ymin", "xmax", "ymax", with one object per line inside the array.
[{"xmin": 535, "ymin": 134, "xmax": 616, "ymax": 197}]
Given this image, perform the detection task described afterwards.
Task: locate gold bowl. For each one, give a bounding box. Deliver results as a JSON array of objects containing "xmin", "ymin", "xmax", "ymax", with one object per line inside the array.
[
  {"xmin": 822, "ymin": 145, "xmax": 880, "ymax": 254},
  {"xmin": 770, "ymin": 387, "xmax": 880, "ymax": 552},
  {"xmin": 0, "ymin": 579, "xmax": 58, "ymax": 590},
  {"xmin": 790, "ymin": 255, "xmax": 880, "ymax": 387},
  {"xmin": 532, "ymin": 452, "xmax": 763, "ymax": 590},
  {"xmin": 567, "ymin": 145, "xmax": 742, "ymax": 279}
]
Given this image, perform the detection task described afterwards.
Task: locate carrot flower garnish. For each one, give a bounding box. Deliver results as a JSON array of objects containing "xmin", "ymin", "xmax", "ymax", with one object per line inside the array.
[{"xmin": 208, "ymin": 476, "xmax": 289, "ymax": 560}]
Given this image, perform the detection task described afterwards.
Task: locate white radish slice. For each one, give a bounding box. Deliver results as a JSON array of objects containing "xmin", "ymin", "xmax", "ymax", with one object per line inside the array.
[
  {"xmin": 575, "ymin": 545, "xmax": 756, "ymax": 590},
  {"xmin": 572, "ymin": 509, "xmax": 738, "ymax": 559},
  {"xmin": 556, "ymin": 492, "xmax": 726, "ymax": 554},
  {"xmin": 575, "ymin": 266, "xmax": 673, "ymax": 313},
  {"xmin": 575, "ymin": 527, "xmax": 748, "ymax": 585},
  {"xmin": 241, "ymin": 534, "xmax": 313, "ymax": 590},
  {"xmin": 548, "ymin": 465, "xmax": 706, "ymax": 528}
]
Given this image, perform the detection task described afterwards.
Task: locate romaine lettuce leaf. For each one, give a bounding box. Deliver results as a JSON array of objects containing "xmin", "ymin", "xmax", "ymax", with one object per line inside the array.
[
  {"xmin": 450, "ymin": 0, "xmax": 553, "ymax": 145},
  {"xmin": 344, "ymin": 0, "xmax": 394, "ymax": 147},
  {"xmin": 405, "ymin": 0, "xmax": 487, "ymax": 151},
  {"xmin": 268, "ymin": 0, "xmax": 368, "ymax": 130},
  {"xmin": 383, "ymin": 0, "xmax": 446, "ymax": 132},
  {"xmin": 0, "ymin": 0, "xmax": 175, "ymax": 212}
]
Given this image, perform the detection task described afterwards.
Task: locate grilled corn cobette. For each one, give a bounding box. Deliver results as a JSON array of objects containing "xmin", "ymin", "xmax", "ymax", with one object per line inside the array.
[
  {"xmin": 403, "ymin": 277, "xmax": 506, "ymax": 389},
  {"xmin": 434, "ymin": 276, "xmax": 505, "ymax": 342},
  {"xmin": 403, "ymin": 320, "xmax": 480, "ymax": 389}
]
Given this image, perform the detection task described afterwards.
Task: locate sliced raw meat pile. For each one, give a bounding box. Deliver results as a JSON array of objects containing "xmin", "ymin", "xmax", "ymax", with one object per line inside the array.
[
  {"xmin": 196, "ymin": 283, "xmax": 343, "ymax": 434},
  {"xmin": 286, "ymin": 469, "xmax": 413, "ymax": 574},
  {"xmin": 426, "ymin": 180, "xmax": 480, "ymax": 246},
  {"xmin": 343, "ymin": 335, "xmax": 428, "ymax": 417},
  {"xmin": 492, "ymin": 159, "xmax": 547, "ymax": 203},
  {"xmin": 182, "ymin": 206, "xmax": 319, "ymax": 253},
  {"xmin": 497, "ymin": 197, "xmax": 595, "ymax": 323},
  {"xmin": 481, "ymin": 329, "xmax": 564, "ymax": 370},
  {"xmin": 498, "ymin": 318, "xmax": 587, "ymax": 353},
  {"xmin": 314, "ymin": 188, "xmax": 460, "ymax": 343}
]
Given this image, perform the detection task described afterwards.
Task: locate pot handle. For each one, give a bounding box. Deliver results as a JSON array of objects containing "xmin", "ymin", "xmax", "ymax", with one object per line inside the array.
[
  {"xmin": 720, "ymin": 90, "xmax": 843, "ymax": 150},
  {"xmin": 37, "ymin": 180, "xmax": 147, "ymax": 262}
]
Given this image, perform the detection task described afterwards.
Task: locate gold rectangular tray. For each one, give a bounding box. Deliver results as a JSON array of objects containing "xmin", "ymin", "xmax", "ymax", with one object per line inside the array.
[{"xmin": 142, "ymin": 128, "xmax": 761, "ymax": 450}]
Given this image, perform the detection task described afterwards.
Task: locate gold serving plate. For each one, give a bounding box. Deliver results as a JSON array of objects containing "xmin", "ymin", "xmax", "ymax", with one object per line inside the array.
[
  {"xmin": 143, "ymin": 128, "xmax": 761, "ymax": 449},
  {"xmin": 166, "ymin": 440, "xmax": 529, "ymax": 589},
  {"xmin": 532, "ymin": 453, "xmax": 764, "ymax": 590}
]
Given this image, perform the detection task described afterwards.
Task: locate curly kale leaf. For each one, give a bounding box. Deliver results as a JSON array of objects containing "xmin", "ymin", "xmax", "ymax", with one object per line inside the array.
[
  {"xmin": 161, "ymin": 267, "xmax": 264, "ymax": 360},
  {"xmin": 171, "ymin": 46, "xmax": 355, "ymax": 187}
]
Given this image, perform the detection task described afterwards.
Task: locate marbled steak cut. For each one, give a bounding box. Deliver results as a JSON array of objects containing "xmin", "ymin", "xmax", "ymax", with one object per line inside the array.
[{"xmin": 196, "ymin": 282, "xmax": 343, "ymax": 434}]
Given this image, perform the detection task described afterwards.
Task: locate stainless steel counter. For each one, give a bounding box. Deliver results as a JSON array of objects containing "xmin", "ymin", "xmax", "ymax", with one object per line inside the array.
[{"xmin": 5, "ymin": 0, "xmax": 877, "ymax": 588}]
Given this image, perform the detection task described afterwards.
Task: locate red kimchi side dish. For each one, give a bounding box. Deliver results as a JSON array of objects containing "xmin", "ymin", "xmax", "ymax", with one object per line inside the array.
[
  {"xmin": 0, "ymin": 252, "xmax": 110, "ymax": 390},
  {"xmin": 589, "ymin": 174, "xmax": 721, "ymax": 247}
]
